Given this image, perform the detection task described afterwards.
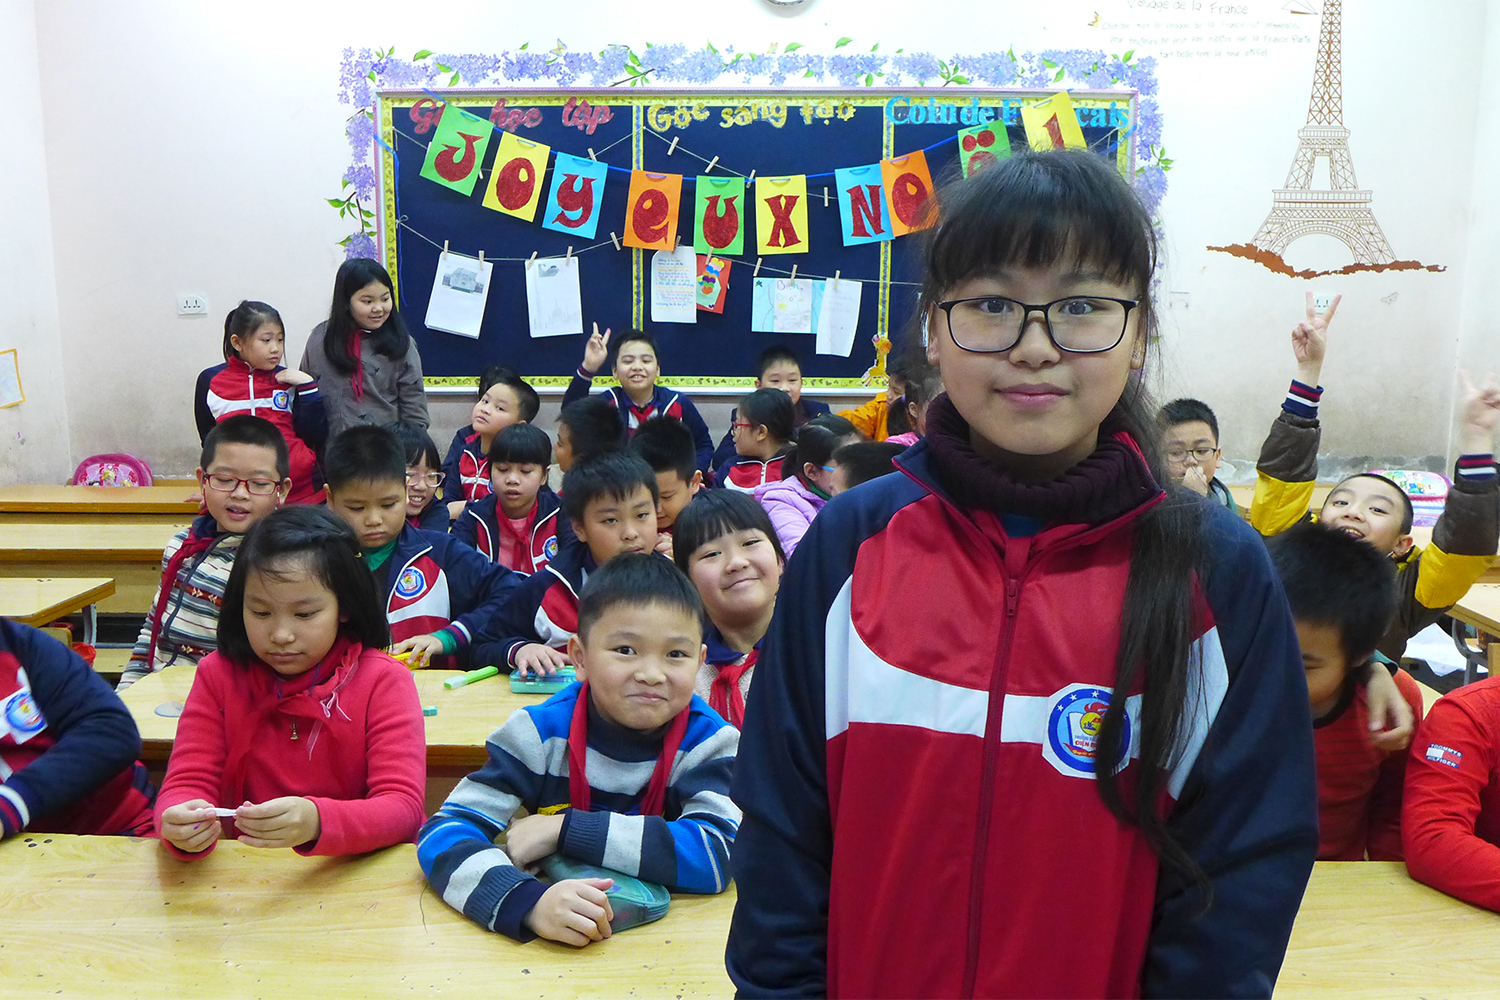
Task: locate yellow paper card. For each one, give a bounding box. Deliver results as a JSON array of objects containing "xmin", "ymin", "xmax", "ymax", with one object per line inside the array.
[
  {"xmin": 1021, "ymin": 93, "xmax": 1087, "ymax": 152},
  {"xmin": 755, "ymin": 175, "xmax": 808, "ymax": 255},
  {"xmin": 482, "ymin": 132, "xmax": 552, "ymax": 221}
]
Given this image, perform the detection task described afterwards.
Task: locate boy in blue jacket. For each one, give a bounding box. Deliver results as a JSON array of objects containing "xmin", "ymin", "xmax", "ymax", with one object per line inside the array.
[
  {"xmin": 470, "ymin": 452, "xmax": 659, "ymax": 677},
  {"xmin": 417, "ymin": 553, "xmax": 739, "ymax": 946},
  {"xmin": 324, "ymin": 426, "xmax": 518, "ymax": 669}
]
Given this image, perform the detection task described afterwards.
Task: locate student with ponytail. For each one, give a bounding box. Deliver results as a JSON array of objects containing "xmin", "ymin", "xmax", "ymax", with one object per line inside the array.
[
  {"xmin": 753, "ymin": 420, "xmax": 859, "ymax": 558},
  {"xmin": 726, "ymin": 150, "xmax": 1320, "ymax": 998}
]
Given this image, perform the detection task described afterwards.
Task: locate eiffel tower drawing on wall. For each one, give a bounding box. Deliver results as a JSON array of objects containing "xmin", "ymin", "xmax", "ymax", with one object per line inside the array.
[{"xmin": 1250, "ymin": 0, "xmax": 1394, "ymax": 264}]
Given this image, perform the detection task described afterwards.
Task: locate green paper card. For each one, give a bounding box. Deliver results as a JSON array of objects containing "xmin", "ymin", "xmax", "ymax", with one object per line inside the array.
[
  {"xmin": 694, "ymin": 176, "xmax": 745, "ymax": 256},
  {"xmin": 957, "ymin": 121, "xmax": 1012, "ymax": 178},
  {"xmin": 420, "ymin": 106, "xmax": 493, "ymax": 196}
]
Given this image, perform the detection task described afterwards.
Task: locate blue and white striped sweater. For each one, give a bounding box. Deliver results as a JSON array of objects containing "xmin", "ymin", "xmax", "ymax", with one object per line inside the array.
[{"xmin": 417, "ymin": 682, "xmax": 740, "ymax": 940}]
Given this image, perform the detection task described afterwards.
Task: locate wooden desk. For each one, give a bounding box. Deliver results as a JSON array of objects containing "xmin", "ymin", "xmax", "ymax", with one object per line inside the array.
[
  {"xmin": 0, "ymin": 520, "xmax": 182, "ymax": 614},
  {"xmin": 1277, "ymin": 862, "xmax": 1500, "ymax": 998},
  {"xmin": 0, "ymin": 577, "xmax": 115, "ymax": 644},
  {"xmin": 0, "ymin": 834, "xmax": 735, "ymax": 998},
  {"xmin": 119, "ymin": 664, "xmax": 545, "ymax": 776},
  {"xmin": 1449, "ymin": 583, "xmax": 1500, "ymax": 684},
  {"xmin": 0, "ymin": 484, "xmax": 200, "ymax": 516}
]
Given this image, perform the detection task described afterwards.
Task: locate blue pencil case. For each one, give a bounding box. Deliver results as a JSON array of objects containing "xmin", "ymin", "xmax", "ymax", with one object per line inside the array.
[
  {"xmin": 509, "ymin": 666, "xmax": 575, "ymax": 694},
  {"xmin": 538, "ymin": 854, "xmax": 671, "ymax": 932}
]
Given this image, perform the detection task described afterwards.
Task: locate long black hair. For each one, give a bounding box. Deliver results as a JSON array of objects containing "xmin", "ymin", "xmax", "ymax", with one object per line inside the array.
[
  {"xmin": 217, "ymin": 505, "xmax": 390, "ymax": 665},
  {"xmin": 919, "ymin": 149, "xmax": 1207, "ymax": 893},
  {"xmin": 321, "ymin": 258, "xmax": 411, "ymax": 375}
]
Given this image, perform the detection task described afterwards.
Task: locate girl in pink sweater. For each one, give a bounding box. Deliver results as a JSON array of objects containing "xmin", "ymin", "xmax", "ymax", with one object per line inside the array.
[
  {"xmin": 754, "ymin": 420, "xmax": 859, "ymax": 558},
  {"xmin": 156, "ymin": 506, "xmax": 425, "ymax": 859}
]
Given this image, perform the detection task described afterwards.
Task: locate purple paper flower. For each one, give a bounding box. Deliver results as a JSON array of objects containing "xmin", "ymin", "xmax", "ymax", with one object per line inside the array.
[
  {"xmin": 953, "ymin": 51, "xmax": 1017, "ymax": 85},
  {"xmin": 436, "ymin": 52, "xmax": 504, "ymax": 86},
  {"xmin": 503, "ymin": 52, "xmax": 547, "ymax": 81},
  {"xmin": 344, "ymin": 232, "xmax": 377, "ymax": 260},
  {"xmin": 343, "ymin": 162, "xmax": 378, "ymax": 201},
  {"xmin": 892, "ymin": 52, "xmax": 941, "ymax": 84},
  {"xmin": 596, "ymin": 45, "xmax": 630, "ymax": 81},
  {"xmin": 339, "ymin": 47, "xmax": 375, "ymax": 108}
]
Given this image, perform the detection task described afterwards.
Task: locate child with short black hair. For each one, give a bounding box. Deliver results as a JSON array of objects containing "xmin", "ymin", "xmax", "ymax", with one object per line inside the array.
[
  {"xmin": 827, "ymin": 440, "xmax": 905, "ymax": 495},
  {"xmin": 673, "ymin": 491, "xmax": 785, "ymax": 728},
  {"xmin": 755, "ymin": 423, "xmax": 859, "ymax": 558},
  {"xmin": 562, "ymin": 325, "xmax": 714, "ymax": 472},
  {"xmin": 442, "ymin": 365, "xmax": 540, "ymax": 519},
  {"xmin": 324, "ymin": 426, "xmax": 517, "ymax": 669},
  {"xmin": 387, "ymin": 421, "xmax": 449, "ymax": 532},
  {"xmin": 555, "ymin": 395, "xmax": 626, "ymax": 473},
  {"xmin": 0, "ymin": 620, "xmax": 155, "ymax": 839},
  {"xmin": 709, "ymin": 346, "xmax": 832, "ymax": 478},
  {"xmin": 118, "ymin": 415, "xmax": 292, "ymax": 690},
  {"xmin": 1160, "ymin": 397, "xmax": 1236, "ymax": 512},
  {"xmin": 721, "ymin": 388, "xmax": 796, "ymax": 493},
  {"xmin": 453, "ymin": 423, "xmax": 561, "ymax": 574},
  {"xmin": 196, "ymin": 300, "xmax": 327, "ymax": 505},
  {"xmin": 155, "ymin": 506, "xmax": 425, "ymax": 859},
  {"xmin": 628, "ymin": 416, "xmax": 704, "ymax": 555},
  {"xmin": 471, "ymin": 453, "xmax": 659, "ymax": 676},
  {"xmin": 1267, "ymin": 521, "xmax": 1420, "ymax": 860},
  {"xmin": 885, "ymin": 363, "xmax": 944, "ymax": 448},
  {"xmin": 419, "ymin": 553, "xmax": 739, "ymax": 946}
]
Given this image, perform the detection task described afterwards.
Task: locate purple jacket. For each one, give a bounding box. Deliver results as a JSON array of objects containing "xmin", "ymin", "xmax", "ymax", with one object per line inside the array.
[{"xmin": 754, "ymin": 477, "xmax": 826, "ymax": 559}]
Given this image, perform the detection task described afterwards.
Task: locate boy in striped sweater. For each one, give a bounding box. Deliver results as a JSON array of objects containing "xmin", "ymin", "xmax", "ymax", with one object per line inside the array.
[
  {"xmin": 418, "ymin": 554, "xmax": 740, "ymax": 946},
  {"xmin": 117, "ymin": 416, "xmax": 289, "ymax": 689}
]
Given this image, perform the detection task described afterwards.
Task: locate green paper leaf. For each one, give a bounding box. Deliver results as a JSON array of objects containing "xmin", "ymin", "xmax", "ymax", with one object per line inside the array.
[
  {"xmin": 951, "ymin": 74, "xmax": 970, "ymax": 85},
  {"xmin": 326, "ymin": 198, "xmax": 346, "ymax": 207},
  {"xmin": 1042, "ymin": 58, "xmax": 1056, "ymax": 68},
  {"xmin": 413, "ymin": 49, "xmax": 432, "ymax": 60},
  {"xmin": 871, "ymin": 43, "xmax": 879, "ymax": 52},
  {"xmin": 448, "ymin": 71, "xmax": 461, "ymax": 86},
  {"xmin": 785, "ymin": 42, "xmax": 802, "ymax": 52},
  {"xmin": 520, "ymin": 42, "xmax": 529, "ymax": 50},
  {"xmin": 803, "ymin": 68, "xmax": 814, "ymax": 77},
  {"xmin": 896, "ymin": 48, "xmax": 904, "ymax": 54},
  {"xmin": 1122, "ymin": 49, "xmax": 1134, "ymax": 62},
  {"xmin": 863, "ymin": 72, "xmax": 873, "ymax": 85},
  {"xmin": 1053, "ymin": 68, "xmax": 1065, "ymax": 82},
  {"xmin": 435, "ymin": 62, "xmax": 451, "ymax": 73},
  {"xmin": 366, "ymin": 70, "xmax": 376, "ymax": 81},
  {"xmin": 835, "ymin": 36, "xmax": 852, "ymax": 48}
]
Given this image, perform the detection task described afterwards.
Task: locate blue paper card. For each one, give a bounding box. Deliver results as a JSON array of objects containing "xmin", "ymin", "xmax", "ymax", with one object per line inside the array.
[
  {"xmin": 542, "ymin": 153, "xmax": 608, "ymax": 239},
  {"xmin": 834, "ymin": 164, "xmax": 893, "ymax": 247}
]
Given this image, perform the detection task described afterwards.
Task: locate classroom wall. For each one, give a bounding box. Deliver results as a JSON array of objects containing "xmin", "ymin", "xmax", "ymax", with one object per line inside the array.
[{"xmin": 16, "ymin": 0, "xmax": 1500, "ymax": 478}]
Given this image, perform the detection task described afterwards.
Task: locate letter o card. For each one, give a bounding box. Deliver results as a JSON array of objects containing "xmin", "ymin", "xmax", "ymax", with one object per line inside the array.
[
  {"xmin": 695, "ymin": 176, "xmax": 745, "ymax": 256},
  {"xmin": 482, "ymin": 132, "xmax": 551, "ymax": 221},
  {"xmin": 419, "ymin": 106, "xmax": 493, "ymax": 196},
  {"xmin": 880, "ymin": 151, "xmax": 936, "ymax": 237},
  {"xmin": 1021, "ymin": 92, "xmax": 1087, "ymax": 152},
  {"xmin": 624, "ymin": 171, "xmax": 683, "ymax": 250},
  {"xmin": 543, "ymin": 152, "xmax": 608, "ymax": 239},
  {"xmin": 755, "ymin": 175, "xmax": 808, "ymax": 255},
  {"xmin": 957, "ymin": 122, "xmax": 1012, "ymax": 178}
]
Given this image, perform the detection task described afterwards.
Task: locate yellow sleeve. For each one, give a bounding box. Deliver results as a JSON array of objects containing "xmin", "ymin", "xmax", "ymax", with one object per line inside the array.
[
  {"xmin": 837, "ymin": 397, "xmax": 889, "ymax": 442},
  {"xmin": 1249, "ymin": 471, "xmax": 1315, "ymax": 538},
  {"xmin": 1412, "ymin": 543, "xmax": 1497, "ymax": 611}
]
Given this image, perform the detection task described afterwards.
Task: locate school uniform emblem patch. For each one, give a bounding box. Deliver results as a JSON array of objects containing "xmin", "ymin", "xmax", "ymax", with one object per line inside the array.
[
  {"xmin": 544, "ymin": 536, "xmax": 559, "ymax": 560},
  {"xmin": 395, "ymin": 567, "xmax": 427, "ymax": 599},
  {"xmin": 1424, "ymin": 743, "xmax": 1463, "ymax": 769},
  {"xmin": 1046, "ymin": 686, "xmax": 1126, "ymax": 776},
  {"xmin": 3, "ymin": 689, "xmax": 45, "ymax": 743},
  {"xmin": 271, "ymin": 389, "xmax": 291, "ymax": 410}
]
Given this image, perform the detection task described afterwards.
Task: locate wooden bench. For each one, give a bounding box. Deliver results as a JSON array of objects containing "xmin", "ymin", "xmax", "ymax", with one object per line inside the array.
[{"xmin": 0, "ymin": 520, "xmax": 183, "ymax": 614}]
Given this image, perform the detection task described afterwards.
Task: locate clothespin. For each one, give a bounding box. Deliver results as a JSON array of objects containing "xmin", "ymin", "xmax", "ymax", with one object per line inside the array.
[
  {"xmin": 587, "ymin": 147, "xmax": 597, "ymax": 160},
  {"xmin": 833, "ymin": 270, "xmax": 840, "ymax": 286},
  {"xmin": 753, "ymin": 257, "xmax": 763, "ymax": 277},
  {"xmin": 790, "ymin": 264, "xmax": 798, "ymax": 282},
  {"xmin": 442, "ymin": 239, "xmax": 449, "ymax": 262},
  {"xmin": 478, "ymin": 250, "xmax": 485, "ymax": 266},
  {"xmin": 667, "ymin": 136, "xmax": 679, "ymax": 156},
  {"xmin": 527, "ymin": 251, "xmax": 538, "ymax": 269},
  {"xmin": 673, "ymin": 233, "xmax": 680, "ymax": 252},
  {"xmin": 748, "ymin": 169, "xmax": 756, "ymax": 184},
  {"xmin": 566, "ymin": 245, "xmax": 573, "ymax": 261},
  {"xmin": 610, "ymin": 231, "xmax": 621, "ymax": 251},
  {"xmin": 823, "ymin": 187, "xmax": 829, "ymax": 207},
  {"xmin": 706, "ymin": 156, "xmax": 719, "ymax": 174}
]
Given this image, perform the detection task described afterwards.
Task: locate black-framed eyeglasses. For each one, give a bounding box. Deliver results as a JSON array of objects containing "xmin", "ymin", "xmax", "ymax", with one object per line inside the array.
[
  {"xmin": 936, "ymin": 295, "xmax": 1139, "ymax": 354},
  {"xmin": 1165, "ymin": 447, "xmax": 1219, "ymax": 463},
  {"xmin": 204, "ymin": 474, "xmax": 282, "ymax": 496},
  {"xmin": 406, "ymin": 470, "xmax": 445, "ymax": 488}
]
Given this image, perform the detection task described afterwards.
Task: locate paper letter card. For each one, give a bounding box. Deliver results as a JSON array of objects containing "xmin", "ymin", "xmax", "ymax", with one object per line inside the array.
[
  {"xmin": 624, "ymin": 171, "xmax": 683, "ymax": 250},
  {"xmin": 650, "ymin": 245, "xmax": 698, "ymax": 324},
  {"xmin": 543, "ymin": 152, "xmax": 608, "ymax": 238},
  {"xmin": 425, "ymin": 252, "xmax": 495, "ymax": 339},
  {"xmin": 881, "ymin": 152, "xmax": 936, "ymax": 237},
  {"xmin": 419, "ymin": 106, "xmax": 493, "ymax": 196},
  {"xmin": 750, "ymin": 277, "xmax": 816, "ymax": 333},
  {"xmin": 696, "ymin": 255, "xmax": 731, "ymax": 313},
  {"xmin": 1021, "ymin": 92, "xmax": 1087, "ymax": 152},
  {"xmin": 525, "ymin": 256, "xmax": 584, "ymax": 339},
  {"xmin": 834, "ymin": 164, "xmax": 892, "ymax": 247},
  {"xmin": 755, "ymin": 175, "xmax": 808, "ymax": 255},
  {"xmin": 815, "ymin": 279, "xmax": 863, "ymax": 357},
  {"xmin": 695, "ymin": 176, "xmax": 746, "ymax": 256},
  {"xmin": 957, "ymin": 122, "xmax": 1013, "ymax": 177},
  {"xmin": 483, "ymin": 132, "xmax": 551, "ymax": 222}
]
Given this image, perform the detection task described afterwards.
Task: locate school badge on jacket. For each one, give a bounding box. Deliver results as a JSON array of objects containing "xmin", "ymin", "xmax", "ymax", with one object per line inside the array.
[
  {"xmin": 1, "ymin": 667, "xmax": 46, "ymax": 745},
  {"xmin": 386, "ymin": 550, "xmax": 453, "ymax": 644}
]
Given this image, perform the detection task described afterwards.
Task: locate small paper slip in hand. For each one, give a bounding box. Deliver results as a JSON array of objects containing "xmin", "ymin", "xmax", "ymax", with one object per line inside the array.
[{"xmin": 212, "ymin": 808, "xmax": 238, "ymax": 818}]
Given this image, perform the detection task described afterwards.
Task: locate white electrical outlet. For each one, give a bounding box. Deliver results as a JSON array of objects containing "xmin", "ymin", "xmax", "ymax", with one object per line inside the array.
[
  {"xmin": 1312, "ymin": 293, "xmax": 1335, "ymax": 314},
  {"xmin": 176, "ymin": 294, "xmax": 208, "ymax": 315}
]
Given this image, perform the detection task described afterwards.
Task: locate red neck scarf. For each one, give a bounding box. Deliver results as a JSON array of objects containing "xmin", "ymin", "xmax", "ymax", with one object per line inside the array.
[
  {"xmin": 145, "ymin": 526, "xmax": 218, "ymax": 667},
  {"xmin": 708, "ymin": 650, "xmax": 758, "ymax": 729},
  {"xmin": 349, "ymin": 330, "xmax": 365, "ymax": 403},
  {"xmin": 496, "ymin": 502, "xmax": 539, "ymax": 571},
  {"xmin": 567, "ymin": 681, "xmax": 689, "ymax": 817}
]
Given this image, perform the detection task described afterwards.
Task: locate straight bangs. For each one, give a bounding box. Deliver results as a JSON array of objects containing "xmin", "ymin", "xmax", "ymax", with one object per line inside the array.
[{"xmin": 672, "ymin": 490, "xmax": 786, "ymax": 575}]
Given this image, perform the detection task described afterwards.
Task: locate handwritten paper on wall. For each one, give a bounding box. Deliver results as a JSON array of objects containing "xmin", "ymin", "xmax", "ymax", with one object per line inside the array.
[
  {"xmin": 424, "ymin": 252, "xmax": 494, "ymax": 339},
  {"xmin": 750, "ymin": 277, "xmax": 815, "ymax": 334},
  {"xmin": 650, "ymin": 245, "xmax": 698, "ymax": 324},
  {"xmin": 0, "ymin": 349, "xmax": 23, "ymax": 408},
  {"xmin": 525, "ymin": 256, "xmax": 584, "ymax": 339},
  {"xmin": 815, "ymin": 279, "xmax": 863, "ymax": 357}
]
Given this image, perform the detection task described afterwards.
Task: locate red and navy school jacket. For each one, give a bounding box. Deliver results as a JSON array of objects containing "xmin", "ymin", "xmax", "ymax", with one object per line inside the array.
[
  {"xmin": 452, "ymin": 489, "xmax": 562, "ymax": 575},
  {"xmin": 710, "ymin": 398, "xmax": 831, "ymax": 482},
  {"xmin": 470, "ymin": 539, "xmax": 596, "ymax": 670},
  {"xmin": 717, "ymin": 449, "xmax": 792, "ymax": 494},
  {"xmin": 195, "ymin": 359, "xmax": 328, "ymax": 504},
  {"xmin": 562, "ymin": 370, "xmax": 714, "ymax": 473},
  {"xmin": 724, "ymin": 441, "xmax": 1320, "ymax": 999},
  {"xmin": 0, "ymin": 619, "xmax": 155, "ymax": 838},
  {"xmin": 441, "ymin": 426, "xmax": 491, "ymax": 504},
  {"xmin": 382, "ymin": 526, "xmax": 519, "ymax": 667},
  {"xmin": 407, "ymin": 500, "xmax": 450, "ymax": 534}
]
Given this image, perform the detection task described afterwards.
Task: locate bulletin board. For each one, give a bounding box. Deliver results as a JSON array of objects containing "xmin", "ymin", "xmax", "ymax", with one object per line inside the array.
[{"xmin": 375, "ymin": 87, "xmax": 1137, "ymax": 392}]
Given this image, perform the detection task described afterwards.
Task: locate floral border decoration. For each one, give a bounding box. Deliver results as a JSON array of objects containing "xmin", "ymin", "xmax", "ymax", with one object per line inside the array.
[{"xmin": 333, "ymin": 40, "xmax": 1166, "ymax": 258}]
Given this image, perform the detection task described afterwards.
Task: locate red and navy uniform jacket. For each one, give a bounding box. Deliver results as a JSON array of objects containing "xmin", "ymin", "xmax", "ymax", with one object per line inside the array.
[
  {"xmin": 710, "ymin": 398, "xmax": 831, "ymax": 482},
  {"xmin": 381, "ymin": 526, "xmax": 519, "ymax": 668},
  {"xmin": 725, "ymin": 440, "xmax": 1320, "ymax": 999},
  {"xmin": 407, "ymin": 500, "xmax": 450, "ymax": 534},
  {"xmin": 194, "ymin": 358, "xmax": 328, "ymax": 505},
  {"xmin": 562, "ymin": 370, "xmax": 714, "ymax": 473},
  {"xmin": 0, "ymin": 619, "xmax": 155, "ymax": 838},
  {"xmin": 717, "ymin": 449, "xmax": 792, "ymax": 494},
  {"xmin": 470, "ymin": 538, "xmax": 596, "ymax": 670},
  {"xmin": 441, "ymin": 426, "xmax": 491, "ymax": 504},
  {"xmin": 452, "ymin": 489, "xmax": 562, "ymax": 575}
]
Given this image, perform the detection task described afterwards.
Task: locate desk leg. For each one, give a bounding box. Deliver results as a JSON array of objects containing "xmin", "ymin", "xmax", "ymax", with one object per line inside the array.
[
  {"xmin": 82, "ymin": 603, "xmax": 97, "ymax": 646},
  {"xmin": 1486, "ymin": 641, "xmax": 1500, "ymax": 687}
]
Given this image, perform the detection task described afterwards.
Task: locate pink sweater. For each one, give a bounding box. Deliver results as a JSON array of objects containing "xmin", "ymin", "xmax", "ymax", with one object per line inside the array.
[
  {"xmin": 154, "ymin": 638, "xmax": 426, "ymax": 860},
  {"xmin": 754, "ymin": 477, "xmax": 827, "ymax": 558}
]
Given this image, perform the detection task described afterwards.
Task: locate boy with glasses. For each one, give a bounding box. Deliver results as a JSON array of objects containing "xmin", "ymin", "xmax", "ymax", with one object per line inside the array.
[{"xmin": 1161, "ymin": 398, "xmax": 1238, "ymax": 513}]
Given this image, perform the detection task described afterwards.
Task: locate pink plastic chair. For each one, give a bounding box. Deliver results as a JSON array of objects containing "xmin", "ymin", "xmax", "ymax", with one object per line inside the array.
[{"xmin": 70, "ymin": 454, "xmax": 154, "ymax": 487}]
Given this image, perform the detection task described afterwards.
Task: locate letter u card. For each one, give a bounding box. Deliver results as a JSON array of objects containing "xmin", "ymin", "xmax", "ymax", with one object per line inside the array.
[{"xmin": 695, "ymin": 176, "xmax": 746, "ymax": 256}]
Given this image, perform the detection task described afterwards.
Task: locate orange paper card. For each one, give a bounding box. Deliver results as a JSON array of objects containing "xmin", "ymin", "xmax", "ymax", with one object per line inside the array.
[
  {"xmin": 624, "ymin": 171, "xmax": 683, "ymax": 250},
  {"xmin": 880, "ymin": 152, "xmax": 936, "ymax": 237}
]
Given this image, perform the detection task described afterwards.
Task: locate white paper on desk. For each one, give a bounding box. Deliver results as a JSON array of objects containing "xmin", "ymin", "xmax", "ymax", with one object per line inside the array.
[
  {"xmin": 525, "ymin": 256, "xmax": 584, "ymax": 339},
  {"xmin": 650, "ymin": 245, "xmax": 698, "ymax": 324},
  {"xmin": 424, "ymin": 252, "xmax": 494, "ymax": 339},
  {"xmin": 815, "ymin": 279, "xmax": 863, "ymax": 356}
]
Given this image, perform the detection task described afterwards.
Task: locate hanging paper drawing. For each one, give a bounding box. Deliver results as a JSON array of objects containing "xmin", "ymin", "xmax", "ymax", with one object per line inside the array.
[
  {"xmin": 483, "ymin": 132, "xmax": 552, "ymax": 221},
  {"xmin": 525, "ymin": 256, "xmax": 584, "ymax": 339},
  {"xmin": 418, "ymin": 105, "xmax": 493, "ymax": 196},
  {"xmin": 957, "ymin": 122, "xmax": 1012, "ymax": 177},
  {"xmin": 881, "ymin": 152, "xmax": 936, "ymax": 237},
  {"xmin": 834, "ymin": 164, "xmax": 892, "ymax": 247},
  {"xmin": 624, "ymin": 171, "xmax": 683, "ymax": 250},
  {"xmin": 815, "ymin": 279, "xmax": 863, "ymax": 357},
  {"xmin": 750, "ymin": 277, "xmax": 815, "ymax": 334},
  {"xmin": 755, "ymin": 175, "xmax": 808, "ymax": 255},
  {"xmin": 1021, "ymin": 93, "xmax": 1087, "ymax": 151},
  {"xmin": 425, "ymin": 252, "xmax": 494, "ymax": 339},
  {"xmin": 542, "ymin": 152, "xmax": 608, "ymax": 239},
  {"xmin": 650, "ymin": 245, "xmax": 698, "ymax": 324},
  {"xmin": 695, "ymin": 176, "xmax": 746, "ymax": 256},
  {"xmin": 696, "ymin": 255, "xmax": 731, "ymax": 313}
]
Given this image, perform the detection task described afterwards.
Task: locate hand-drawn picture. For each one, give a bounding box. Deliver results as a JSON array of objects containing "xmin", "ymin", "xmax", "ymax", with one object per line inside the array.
[
  {"xmin": 442, "ymin": 267, "xmax": 485, "ymax": 293},
  {"xmin": 425, "ymin": 252, "xmax": 494, "ymax": 339},
  {"xmin": 1210, "ymin": 0, "xmax": 1443, "ymax": 277}
]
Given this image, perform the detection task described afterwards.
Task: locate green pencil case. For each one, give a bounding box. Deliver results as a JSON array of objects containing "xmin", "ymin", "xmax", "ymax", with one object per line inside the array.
[
  {"xmin": 538, "ymin": 854, "xmax": 671, "ymax": 932},
  {"xmin": 509, "ymin": 666, "xmax": 576, "ymax": 694}
]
